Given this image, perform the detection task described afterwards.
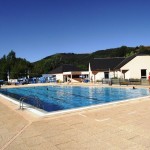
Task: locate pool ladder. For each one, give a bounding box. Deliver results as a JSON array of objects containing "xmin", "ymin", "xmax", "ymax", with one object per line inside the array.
[{"xmin": 19, "ymin": 95, "xmax": 43, "ymax": 110}]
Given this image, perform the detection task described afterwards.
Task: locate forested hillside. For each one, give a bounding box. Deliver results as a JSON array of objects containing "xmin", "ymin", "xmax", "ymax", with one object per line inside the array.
[
  {"xmin": 0, "ymin": 46, "xmax": 150, "ymax": 80},
  {"xmin": 0, "ymin": 51, "xmax": 31, "ymax": 80}
]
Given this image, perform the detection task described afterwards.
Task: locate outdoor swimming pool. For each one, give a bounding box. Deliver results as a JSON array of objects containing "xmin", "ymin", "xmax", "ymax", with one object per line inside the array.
[{"xmin": 0, "ymin": 86, "xmax": 149, "ymax": 112}]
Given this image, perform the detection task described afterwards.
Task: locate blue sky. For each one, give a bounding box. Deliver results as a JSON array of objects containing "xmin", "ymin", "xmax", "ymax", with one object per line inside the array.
[{"xmin": 0, "ymin": 0, "xmax": 150, "ymax": 62}]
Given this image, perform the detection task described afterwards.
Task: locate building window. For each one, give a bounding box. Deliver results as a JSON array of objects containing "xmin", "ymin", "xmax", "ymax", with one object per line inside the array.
[{"xmin": 141, "ymin": 69, "xmax": 147, "ymax": 79}]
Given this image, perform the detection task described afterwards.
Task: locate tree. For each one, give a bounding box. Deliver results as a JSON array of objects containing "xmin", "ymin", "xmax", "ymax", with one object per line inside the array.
[{"xmin": 0, "ymin": 50, "xmax": 32, "ymax": 80}]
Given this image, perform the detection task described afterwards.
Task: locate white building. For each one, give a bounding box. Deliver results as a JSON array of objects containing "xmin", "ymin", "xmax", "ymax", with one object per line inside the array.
[
  {"xmin": 89, "ymin": 57, "xmax": 124, "ymax": 82},
  {"xmin": 44, "ymin": 54, "xmax": 150, "ymax": 83},
  {"xmin": 43, "ymin": 64, "xmax": 89, "ymax": 83},
  {"xmin": 89, "ymin": 54, "xmax": 150, "ymax": 82},
  {"xmin": 115, "ymin": 54, "xmax": 150, "ymax": 79}
]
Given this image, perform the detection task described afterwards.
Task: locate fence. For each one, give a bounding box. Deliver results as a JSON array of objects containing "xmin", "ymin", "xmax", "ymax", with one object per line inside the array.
[{"xmin": 102, "ymin": 79, "xmax": 149, "ymax": 86}]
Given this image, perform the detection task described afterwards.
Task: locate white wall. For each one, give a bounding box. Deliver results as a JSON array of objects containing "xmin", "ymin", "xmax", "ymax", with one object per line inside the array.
[
  {"xmin": 56, "ymin": 74, "xmax": 63, "ymax": 81},
  {"xmin": 114, "ymin": 71, "xmax": 122, "ymax": 78},
  {"xmin": 95, "ymin": 72, "xmax": 104, "ymax": 81},
  {"xmin": 120, "ymin": 55, "xmax": 150, "ymax": 79},
  {"xmin": 92, "ymin": 71, "xmax": 115, "ymax": 81}
]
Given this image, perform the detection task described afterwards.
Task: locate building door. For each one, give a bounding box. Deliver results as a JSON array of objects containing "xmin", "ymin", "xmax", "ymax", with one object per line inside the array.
[
  {"xmin": 104, "ymin": 72, "xmax": 109, "ymax": 79},
  {"xmin": 141, "ymin": 69, "xmax": 147, "ymax": 79}
]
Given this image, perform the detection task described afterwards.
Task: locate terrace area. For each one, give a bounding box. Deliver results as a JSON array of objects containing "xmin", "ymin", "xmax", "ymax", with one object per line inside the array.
[{"xmin": 0, "ymin": 84, "xmax": 150, "ymax": 150}]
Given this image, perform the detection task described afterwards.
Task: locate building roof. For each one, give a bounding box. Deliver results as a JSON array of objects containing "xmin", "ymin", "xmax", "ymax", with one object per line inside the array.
[
  {"xmin": 90, "ymin": 57, "xmax": 125, "ymax": 71},
  {"xmin": 114, "ymin": 54, "xmax": 137, "ymax": 69},
  {"xmin": 91, "ymin": 54, "xmax": 150, "ymax": 71},
  {"xmin": 115, "ymin": 53, "xmax": 150, "ymax": 69},
  {"xmin": 49, "ymin": 64, "xmax": 82, "ymax": 74}
]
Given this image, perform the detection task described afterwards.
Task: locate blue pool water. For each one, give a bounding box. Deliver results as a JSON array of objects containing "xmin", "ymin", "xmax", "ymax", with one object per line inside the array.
[{"xmin": 0, "ymin": 86, "xmax": 149, "ymax": 112}]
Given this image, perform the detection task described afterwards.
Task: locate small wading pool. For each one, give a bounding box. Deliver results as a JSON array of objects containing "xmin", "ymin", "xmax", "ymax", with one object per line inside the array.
[{"xmin": 0, "ymin": 86, "xmax": 149, "ymax": 113}]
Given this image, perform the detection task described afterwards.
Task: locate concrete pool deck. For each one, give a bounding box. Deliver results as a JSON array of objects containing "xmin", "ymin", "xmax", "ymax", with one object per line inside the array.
[{"xmin": 0, "ymin": 83, "xmax": 150, "ymax": 149}]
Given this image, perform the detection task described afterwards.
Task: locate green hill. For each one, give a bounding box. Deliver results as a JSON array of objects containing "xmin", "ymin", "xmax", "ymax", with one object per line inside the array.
[
  {"xmin": 0, "ymin": 45, "xmax": 150, "ymax": 80},
  {"xmin": 31, "ymin": 46, "xmax": 138, "ymax": 75}
]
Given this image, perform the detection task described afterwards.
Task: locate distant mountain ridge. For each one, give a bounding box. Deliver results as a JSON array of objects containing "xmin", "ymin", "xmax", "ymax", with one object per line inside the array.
[
  {"xmin": 32, "ymin": 45, "xmax": 150, "ymax": 75},
  {"xmin": 0, "ymin": 45, "xmax": 150, "ymax": 80}
]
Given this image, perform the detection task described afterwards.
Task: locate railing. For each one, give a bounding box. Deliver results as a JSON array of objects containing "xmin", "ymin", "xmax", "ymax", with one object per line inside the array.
[
  {"xmin": 102, "ymin": 78, "xmax": 149, "ymax": 85},
  {"xmin": 19, "ymin": 95, "xmax": 43, "ymax": 110},
  {"xmin": 102, "ymin": 79, "xmax": 112, "ymax": 85},
  {"xmin": 19, "ymin": 96, "xmax": 27, "ymax": 110}
]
